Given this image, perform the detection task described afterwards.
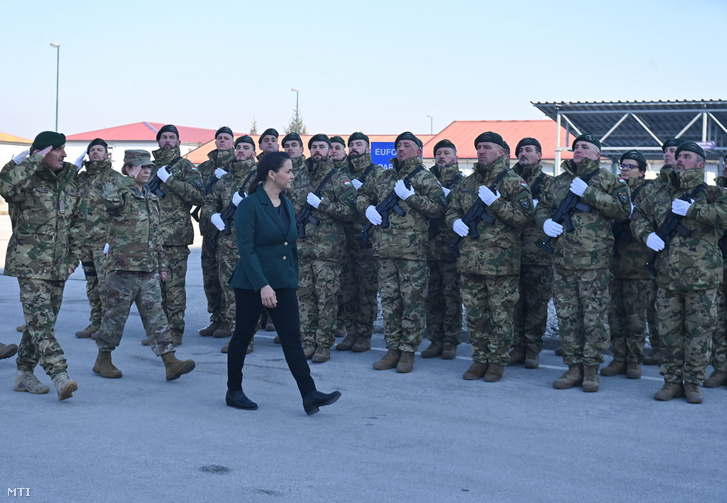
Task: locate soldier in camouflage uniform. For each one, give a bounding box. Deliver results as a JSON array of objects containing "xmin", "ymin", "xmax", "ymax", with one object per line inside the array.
[
  {"xmin": 602, "ymin": 150, "xmax": 653, "ymax": 380},
  {"xmin": 74, "ymin": 138, "xmax": 126, "ymax": 339},
  {"xmin": 330, "ymin": 135, "xmax": 350, "ymax": 338},
  {"xmin": 446, "ymin": 132, "xmax": 534, "ymax": 382},
  {"xmin": 632, "ymin": 142, "xmax": 727, "ymax": 403},
  {"xmin": 196, "ymin": 127, "xmax": 236, "ymax": 339},
  {"xmin": 257, "ymin": 128, "xmax": 280, "ymax": 161},
  {"xmin": 296, "ymin": 134, "xmax": 357, "ymax": 363},
  {"xmin": 534, "ymin": 134, "xmax": 631, "ymax": 392},
  {"xmin": 356, "ymin": 132, "xmax": 446, "ymax": 373},
  {"xmin": 508, "ymin": 137, "xmax": 554, "ymax": 370},
  {"xmin": 151, "ymin": 125, "xmax": 204, "ymax": 346},
  {"xmin": 421, "ymin": 139, "xmax": 464, "ymax": 360},
  {"xmin": 0, "ymin": 131, "xmax": 83, "ymax": 400},
  {"xmin": 330, "ymin": 136, "xmax": 347, "ymax": 169},
  {"xmin": 94, "ymin": 150, "xmax": 195, "ymax": 382},
  {"xmin": 203, "ymin": 136, "xmax": 258, "ymax": 355},
  {"xmin": 336, "ymin": 132, "xmax": 382, "ymax": 353}
]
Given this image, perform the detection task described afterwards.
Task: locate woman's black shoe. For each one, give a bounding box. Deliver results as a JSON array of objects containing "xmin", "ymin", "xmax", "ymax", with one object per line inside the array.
[
  {"xmin": 226, "ymin": 390, "xmax": 258, "ymax": 410},
  {"xmin": 303, "ymin": 390, "xmax": 341, "ymax": 416}
]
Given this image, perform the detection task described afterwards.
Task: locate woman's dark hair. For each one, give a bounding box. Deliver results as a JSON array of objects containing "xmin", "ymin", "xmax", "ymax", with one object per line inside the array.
[{"xmin": 248, "ymin": 151, "xmax": 291, "ymax": 194}]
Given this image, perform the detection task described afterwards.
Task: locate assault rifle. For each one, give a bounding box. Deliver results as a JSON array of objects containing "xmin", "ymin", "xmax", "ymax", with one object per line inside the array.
[
  {"xmin": 538, "ymin": 166, "xmax": 600, "ymax": 254},
  {"xmin": 209, "ymin": 170, "xmax": 257, "ymax": 249},
  {"xmin": 146, "ymin": 157, "xmax": 184, "ymax": 200},
  {"xmin": 296, "ymin": 167, "xmax": 338, "ymax": 239},
  {"xmin": 360, "ymin": 167, "xmax": 423, "ymax": 244},
  {"xmin": 191, "ymin": 171, "xmax": 226, "ymax": 222}
]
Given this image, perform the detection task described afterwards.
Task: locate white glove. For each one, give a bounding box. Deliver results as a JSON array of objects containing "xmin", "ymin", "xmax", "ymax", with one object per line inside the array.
[
  {"xmin": 453, "ymin": 218, "xmax": 469, "ymax": 237},
  {"xmin": 103, "ymin": 243, "xmax": 110, "ymax": 255},
  {"xmin": 630, "ymin": 203, "xmax": 635, "ymax": 217},
  {"xmin": 215, "ymin": 167, "xmax": 226, "ymax": 179},
  {"xmin": 157, "ymin": 166, "xmax": 172, "ymax": 183},
  {"xmin": 307, "ymin": 192, "xmax": 322, "ymax": 209},
  {"xmin": 394, "ymin": 179, "xmax": 415, "ymax": 200},
  {"xmin": 570, "ymin": 177, "xmax": 588, "ymax": 197},
  {"xmin": 13, "ymin": 149, "xmax": 29, "ymax": 164},
  {"xmin": 232, "ymin": 192, "xmax": 244, "ymax": 207},
  {"xmin": 211, "ymin": 213, "xmax": 226, "ymax": 231},
  {"xmin": 352, "ymin": 179, "xmax": 363, "ymax": 190},
  {"xmin": 671, "ymin": 199, "xmax": 692, "ymax": 216},
  {"xmin": 365, "ymin": 205, "xmax": 382, "ymax": 226},
  {"xmin": 478, "ymin": 185, "xmax": 501, "ymax": 206},
  {"xmin": 646, "ymin": 232, "xmax": 665, "ymax": 251},
  {"xmin": 543, "ymin": 218, "xmax": 564, "ymax": 238},
  {"xmin": 532, "ymin": 198, "xmax": 539, "ymax": 209},
  {"xmin": 74, "ymin": 151, "xmax": 86, "ymax": 170},
  {"xmin": 442, "ymin": 187, "xmax": 451, "ymax": 197}
]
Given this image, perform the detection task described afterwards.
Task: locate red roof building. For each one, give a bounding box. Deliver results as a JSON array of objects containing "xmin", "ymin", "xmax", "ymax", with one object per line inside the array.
[{"xmin": 66, "ymin": 122, "xmax": 245, "ymax": 145}]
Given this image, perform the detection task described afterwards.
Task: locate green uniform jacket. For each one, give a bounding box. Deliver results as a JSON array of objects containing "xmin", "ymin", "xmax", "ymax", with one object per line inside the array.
[
  {"xmin": 0, "ymin": 154, "xmax": 83, "ymax": 280},
  {"xmin": 534, "ymin": 158, "xmax": 631, "ymax": 271},
  {"xmin": 76, "ymin": 160, "xmax": 127, "ymax": 245},
  {"xmin": 151, "ymin": 147, "xmax": 204, "ymax": 246},
  {"xmin": 197, "ymin": 148, "xmax": 235, "ymax": 238},
  {"xmin": 102, "ymin": 178, "xmax": 166, "ymax": 273},
  {"xmin": 631, "ymin": 168, "xmax": 727, "ymax": 291},
  {"xmin": 611, "ymin": 177, "xmax": 652, "ymax": 279},
  {"xmin": 355, "ymin": 156, "xmax": 446, "ymax": 261},
  {"xmin": 297, "ymin": 157, "xmax": 357, "ymax": 261},
  {"xmin": 1, "ymin": 159, "xmax": 20, "ymax": 229},
  {"xmin": 512, "ymin": 162, "xmax": 554, "ymax": 267},
  {"xmin": 341, "ymin": 153, "xmax": 383, "ymax": 252},
  {"xmin": 229, "ymin": 188, "xmax": 298, "ymax": 291},
  {"xmin": 287, "ymin": 155, "xmax": 309, "ymax": 214},
  {"xmin": 445, "ymin": 156, "xmax": 534, "ymax": 276},
  {"xmin": 427, "ymin": 162, "xmax": 465, "ymax": 261},
  {"xmin": 200, "ymin": 158, "xmax": 257, "ymax": 249}
]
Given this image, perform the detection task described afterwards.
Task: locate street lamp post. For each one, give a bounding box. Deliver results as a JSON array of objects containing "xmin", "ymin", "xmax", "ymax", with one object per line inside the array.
[
  {"xmin": 427, "ymin": 114, "xmax": 433, "ymax": 135},
  {"xmin": 50, "ymin": 42, "xmax": 61, "ymax": 132},
  {"xmin": 291, "ymin": 88, "xmax": 299, "ymax": 134}
]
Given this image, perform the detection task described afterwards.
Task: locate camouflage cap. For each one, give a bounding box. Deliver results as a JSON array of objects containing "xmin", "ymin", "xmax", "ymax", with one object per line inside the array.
[
  {"xmin": 396, "ymin": 131, "xmax": 423, "ymax": 148},
  {"xmin": 235, "ymin": 135, "xmax": 255, "ymax": 147},
  {"xmin": 661, "ymin": 137, "xmax": 685, "ymax": 152},
  {"xmin": 31, "ymin": 131, "xmax": 66, "ymax": 153},
  {"xmin": 156, "ymin": 124, "xmax": 179, "ymax": 142},
  {"xmin": 675, "ymin": 141, "xmax": 706, "ymax": 160},
  {"xmin": 124, "ymin": 149, "xmax": 154, "ymax": 167},
  {"xmin": 259, "ymin": 128, "xmax": 279, "ymax": 144},
  {"xmin": 620, "ymin": 150, "xmax": 647, "ymax": 170},
  {"xmin": 474, "ymin": 131, "xmax": 504, "ymax": 148},
  {"xmin": 572, "ymin": 134, "xmax": 601, "ymax": 151},
  {"xmin": 281, "ymin": 132, "xmax": 302, "ymax": 146},
  {"xmin": 308, "ymin": 133, "xmax": 331, "ymax": 149},
  {"xmin": 348, "ymin": 132, "xmax": 369, "ymax": 146},
  {"xmin": 433, "ymin": 139, "xmax": 457, "ymax": 154},
  {"xmin": 516, "ymin": 137, "xmax": 541, "ymax": 154},
  {"xmin": 330, "ymin": 135, "xmax": 346, "ymax": 146}
]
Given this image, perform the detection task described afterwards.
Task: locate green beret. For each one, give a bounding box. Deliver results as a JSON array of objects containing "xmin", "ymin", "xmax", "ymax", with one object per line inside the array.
[
  {"xmin": 474, "ymin": 131, "xmax": 504, "ymax": 148},
  {"xmin": 87, "ymin": 138, "xmax": 108, "ymax": 152},
  {"xmin": 308, "ymin": 133, "xmax": 331, "ymax": 149},
  {"xmin": 348, "ymin": 132, "xmax": 369, "ymax": 146},
  {"xmin": 395, "ymin": 131, "xmax": 422, "ymax": 148},
  {"xmin": 281, "ymin": 133, "xmax": 302, "ymax": 146},
  {"xmin": 31, "ymin": 131, "xmax": 66, "ymax": 153},
  {"xmin": 620, "ymin": 150, "xmax": 647, "ymax": 170},
  {"xmin": 215, "ymin": 126, "xmax": 233, "ymax": 139},
  {"xmin": 433, "ymin": 139, "xmax": 457, "ymax": 154},
  {"xmin": 572, "ymin": 134, "xmax": 601, "ymax": 151},
  {"xmin": 156, "ymin": 124, "xmax": 179, "ymax": 142},
  {"xmin": 661, "ymin": 137, "xmax": 685, "ymax": 152},
  {"xmin": 502, "ymin": 141, "xmax": 510, "ymax": 154},
  {"xmin": 235, "ymin": 135, "xmax": 255, "ymax": 147},
  {"xmin": 675, "ymin": 141, "xmax": 706, "ymax": 160},
  {"xmin": 330, "ymin": 136, "xmax": 345, "ymax": 147},
  {"xmin": 259, "ymin": 128, "xmax": 279, "ymax": 144},
  {"xmin": 515, "ymin": 137, "xmax": 541, "ymax": 154}
]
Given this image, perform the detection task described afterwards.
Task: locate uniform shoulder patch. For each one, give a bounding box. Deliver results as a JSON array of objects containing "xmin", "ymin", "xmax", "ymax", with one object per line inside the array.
[
  {"xmin": 519, "ymin": 180, "xmax": 529, "ymax": 189},
  {"xmin": 618, "ymin": 193, "xmax": 629, "ymax": 203},
  {"xmin": 520, "ymin": 199, "xmax": 531, "ymax": 209},
  {"xmin": 342, "ymin": 179, "xmax": 352, "ymax": 186},
  {"xmin": 617, "ymin": 176, "xmax": 627, "ymax": 184}
]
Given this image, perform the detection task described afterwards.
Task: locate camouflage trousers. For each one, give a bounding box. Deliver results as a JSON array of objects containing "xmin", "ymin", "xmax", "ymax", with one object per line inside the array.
[
  {"xmin": 161, "ymin": 245, "xmax": 190, "ymax": 338},
  {"xmin": 338, "ymin": 246, "xmax": 378, "ymax": 341},
  {"xmin": 656, "ymin": 286, "xmax": 715, "ymax": 384},
  {"xmin": 712, "ymin": 279, "xmax": 727, "ymax": 372},
  {"xmin": 512, "ymin": 264, "xmax": 552, "ymax": 353},
  {"xmin": 646, "ymin": 279, "xmax": 659, "ymax": 355},
  {"xmin": 201, "ymin": 236, "xmax": 223, "ymax": 325},
  {"xmin": 425, "ymin": 259, "xmax": 461, "ymax": 347},
  {"xmin": 552, "ymin": 267, "xmax": 611, "ymax": 367},
  {"xmin": 461, "ymin": 273, "xmax": 518, "ymax": 366},
  {"xmin": 217, "ymin": 244, "xmax": 238, "ymax": 331},
  {"xmin": 97, "ymin": 271, "xmax": 174, "ymax": 357},
  {"xmin": 81, "ymin": 245, "xmax": 108, "ymax": 326},
  {"xmin": 298, "ymin": 257, "xmax": 341, "ymax": 349},
  {"xmin": 16, "ymin": 278, "xmax": 68, "ymax": 378},
  {"xmin": 378, "ymin": 258, "xmax": 428, "ymax": 353},
  {"xmin": 608, "ymin": 277, "xmax": 652, "ymax": 363}
]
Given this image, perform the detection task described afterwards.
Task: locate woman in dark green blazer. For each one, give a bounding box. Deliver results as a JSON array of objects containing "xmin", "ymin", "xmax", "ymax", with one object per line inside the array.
[{"xmin": 225, "ymin": 152, "xmax": 341, "ymax": 415}]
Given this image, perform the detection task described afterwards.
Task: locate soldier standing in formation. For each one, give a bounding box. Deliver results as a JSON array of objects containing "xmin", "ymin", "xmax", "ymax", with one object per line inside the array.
[{"xmin": 330, "ymin": 135, "xmax": 350, "ymax": 338}]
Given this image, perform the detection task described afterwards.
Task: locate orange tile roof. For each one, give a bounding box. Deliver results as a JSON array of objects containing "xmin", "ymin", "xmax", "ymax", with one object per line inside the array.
[
  {"xmin": 0, "ymin": 132, "xmax": 32, "ymax": 144},
  {"xmin": 65, "ymin": 122, "xmax": 245, "ymax": 145}
]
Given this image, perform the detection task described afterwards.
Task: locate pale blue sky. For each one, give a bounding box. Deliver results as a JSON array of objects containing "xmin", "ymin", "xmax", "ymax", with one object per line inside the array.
[{"xmin": 2, "ymin": 0, "xmax": 725, "ymax": 140}]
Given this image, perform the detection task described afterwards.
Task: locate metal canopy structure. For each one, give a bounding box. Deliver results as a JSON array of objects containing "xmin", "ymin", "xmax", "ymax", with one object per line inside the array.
[{"xmin": 531, "ymin": 100, "xmax": 727, "ymax": 169}]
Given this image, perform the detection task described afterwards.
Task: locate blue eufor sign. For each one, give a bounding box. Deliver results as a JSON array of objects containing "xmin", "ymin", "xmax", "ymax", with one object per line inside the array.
[{"xmin": 371, "ymin": 142, "xmax": 395, "ymax": 169}]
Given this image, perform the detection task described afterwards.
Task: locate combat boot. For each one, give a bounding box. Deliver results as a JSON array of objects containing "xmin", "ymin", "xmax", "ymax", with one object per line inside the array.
[
  {"xmin": 484, "ymin": 363, "xmax": 504, "ymax": 382},
  {"xmin": 212, "ymin": 322, "xmax": 231, "ymax": 339},
  {"xmin": 373, "ymin": 349, "xmax": 400, "ymax": 370},
  {"xmin": 654, "ymin": 382, "xmax": 684, "ymax": 401},
  {"xmin": 273, "ymin": 334, "xmax": 281, "ymax": 344},
  {"xmin": 336, "ymin": 333, "xmax": 357, "ymax": 351},
  {"xmin": 198, "ymin": 321, "xmax": 220, "ymax": 337},
  {"xmin": 16, "ymin": 324, "xmax": 26, "ymax": 333},
  {"xmin": 582, "ymin": 366, "xmax": 600, "ymax": 392},
  {"xmin": 626, "ymin": 361, "xmax": 642, "ymax": 379},
  {"xmin": 75, "ymin": 323, "xmax": 99, "ymax": 339},
  {"xmin": 141, "ymin": 338, "xmax": 152, "ymax": 346},
  {"xmin": 93, "ymin": 350, "xmax": 122, "ymax": 378},
  {"xmin": 351, "ymin": 337, "xmax": 371, "ymax": 353},
  {"xmin": 334, "ymin": 327, "xmax": 347, "ymax": 338},
  {"xmin": 441, "ymin": 343, "xmax": 457, "ymax": 360},
  {"xmin": 703, "ymin": 369, "xmax": 727, "ymax": 388},
  {"xmin": 52, "ymin": 372, "xmax": 77, "ymax": 401},
  {"xmin": 684, "ymin": 383, "xmax": 704, "ymax": 404},
  {"xmin": 600, "ymin": 360, "xmax": 627, "ymax": 377},
  {"xmin": 303, "ymin": 344, "xmax": 316, "ymax": 360},
  {"xmin": 13, "ymin": 370, "xmax": 49, "ymax": 394},
  {"xmin": 507, "ymin": 347, "xmax": 525, "ymax": 366},
  {"xmin": 396, "ymin": 351, "xmax": 415, "ymax": 373},
  {"xmin": 247, "ymin": 338, "xmax": 254, "ymax": 355},
  {"xmin": 524, "ymin": 349, "xmax": 539, "ymax": 369},
  {"xmin": 463, "ymin": 361, "xmax": 488, "ymax": 380},
  {"xmin": 220, "ymin": 342, "xmax": 229, "ymax": 354},
  {"xmin": 312, "ymin": 346, "xmax": 330, "ymax": 363},
  {"xmin": 0, "ymin": 342, "xmax": 18, "ymax": 360},
  {"xmin": 161, "ymin": 352, "xmax": 195, "ymax": 381},
  {"xmin": 265, "ymin": 322, "xmax": 276, "ymax": 332},
  {"xmin": 420, "ymin": 341, "xmax": 443, "ymax": 359},
  {"xmin": 554, "ymin": 347, "xmax": 564, "ymax": 356},
  {"xmin": 553, "ymin": 365, "xmax": 583, "ymax": 389}
]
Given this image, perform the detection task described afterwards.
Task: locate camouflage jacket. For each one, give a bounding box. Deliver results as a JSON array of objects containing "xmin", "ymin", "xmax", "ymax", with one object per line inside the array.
[
  {"xmin": 340, "ymin": 153, "xmax": 383, "ymax": 252},
  {"xmin": 333, "ymin": 156, "xmax": 348, "ymax": 170},
  {"xmin": 1, "ymin": 159, "xmax": 20, "ymax": 229},
  {"xmin": 534, "ymin": 158, "xmax": 631, "ymax": 271},
  {"xmin": 427, "ymin": 162, "xmax": 465, "ymax": 262},
  {"xmin": 356, "ymin": 156, "xmax": 446, "ymax": 261},
  {"xmin": 611, "ymin": 177, "xmax": 652, "ymax": 279},
  {"xmin": 197, "ymin": 148, "xmax": 235, "ymax": 238},
  {"xmin": 0, "ymin": 154, "xmax": 84, "ymax": 280},
  {"xmin": 631, "ymin": 168, "xmax": 727, "ymax": 290},
  {"xmin": 297, "ymin": 157, "xmax": 357, "ymax": 261},
  {"xmin": 102, "ymin": 177, "xmax": 166, "ymax": 273},
  {"xmin": 512, "ymin": 162, "xmax": 554, "ymax": 267},
  {"xmin": 445, "ymin": 157, "xmax": 534, "ymax": 276},
  {"xmin": 75, "ymin": 160, "xmax": 126, "ymax": 245},
  {"xmin": 285, "ymin": 155, "xmax": 309, "ymax": 215},
  {"xmin": 715, "ymin": 176, "xmax": 727, "ymax": 275},
  {"xmin": 151, "ymin": 147, "xmax": 204, "ymax": 246},
  {"xmin": 200, "ymin": 158, "xmax": 258, "ymax": 249}
]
